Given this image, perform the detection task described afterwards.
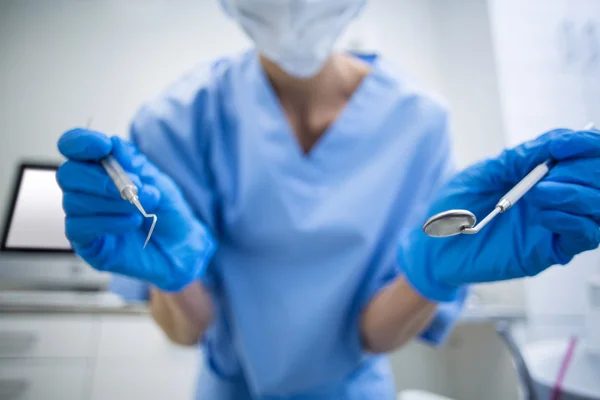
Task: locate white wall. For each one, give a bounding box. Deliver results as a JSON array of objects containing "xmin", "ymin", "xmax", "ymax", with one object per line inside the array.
[
  {"xmin": 344, "ymin": 0, "xmax": 446, "ymax": 91},
  {"xmin": 429, "ymin": 0, "xmax": 507, "ymax": 166}
]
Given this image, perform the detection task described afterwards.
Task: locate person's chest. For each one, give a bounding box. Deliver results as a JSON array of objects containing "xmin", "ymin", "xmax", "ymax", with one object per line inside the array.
[
  {"xmin": 208, "ymin": 109, "xmax": 432, "ymax": 263},
  {"xmin": 201, "ymin": 55, "xmax": 442, "ymax": 265}
]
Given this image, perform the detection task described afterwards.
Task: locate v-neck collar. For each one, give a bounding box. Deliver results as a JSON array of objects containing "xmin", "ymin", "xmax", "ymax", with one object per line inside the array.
[{"xmin": 249, "ymin": 50, "xmax": 401, "ymax": 177}]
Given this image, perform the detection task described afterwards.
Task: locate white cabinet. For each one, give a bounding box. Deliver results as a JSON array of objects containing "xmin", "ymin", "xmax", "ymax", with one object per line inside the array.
[
  {"xmin": 0, "ymin": 312, "xmax": 199, "ymax": 400},
  {"xmin": 95, "ymin": 315, "xmax": 197, "ymax": 363},
  {"xmin": 89, "ymin": 315, "xmax": 198, "ymax": 400},
  {"xmin": 0, "ymin": 315, "xmax": 95, "ymax": 400},
  {"xmin": 0, "ymin": 315, "xmax": 97, "ymax": 359},
  {"xmin": 90, "ymin": 362, "xmax": 198, "ymax": 400},
  {"xmin": 0, "ymin": 360, "xmax": 88, "ymax": 400}
]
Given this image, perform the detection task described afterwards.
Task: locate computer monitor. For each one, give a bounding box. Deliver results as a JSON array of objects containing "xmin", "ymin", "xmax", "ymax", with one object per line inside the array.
[
  {"xmin": 0, "ymin": 163, "xmax": 107, "ymax": 290},
  {"xmin": 1, "ymin": 164, "xmax": 72, "ymax": 252}
]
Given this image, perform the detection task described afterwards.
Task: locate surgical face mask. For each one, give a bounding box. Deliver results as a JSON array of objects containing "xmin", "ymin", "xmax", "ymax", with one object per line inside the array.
[{"xmin": 221, "ymin": 0, "xmax": 365, "ymax": 78}]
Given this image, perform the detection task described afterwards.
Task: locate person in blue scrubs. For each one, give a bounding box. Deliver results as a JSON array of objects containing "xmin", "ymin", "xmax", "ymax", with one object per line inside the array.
[{"xmin": 56, "ymin": 0, "xmax": 600, "ymax": 398}]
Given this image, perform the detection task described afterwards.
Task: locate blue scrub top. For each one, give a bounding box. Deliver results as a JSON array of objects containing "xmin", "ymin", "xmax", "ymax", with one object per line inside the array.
[{"xmin": 110, "ymin": 50, "xmax": 466, "ymax": 400}]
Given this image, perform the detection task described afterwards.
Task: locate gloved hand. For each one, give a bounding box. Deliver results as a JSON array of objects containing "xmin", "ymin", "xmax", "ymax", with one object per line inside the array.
[
  {"xmin": 57, "ymin": 128, "xmax": 216, "ymax": 292},
  {"xmin": 399, "ymin": 128, "xmax": 600, "ymax": 302}
]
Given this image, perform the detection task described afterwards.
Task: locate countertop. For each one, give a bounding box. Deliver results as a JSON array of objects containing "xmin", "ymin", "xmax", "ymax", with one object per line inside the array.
[
  {"xmin": 460, "ymin": 303, "xmax": 527, "ymax": 323},
  {"xmin": 0, "ymin": 290, "xmax": 527, "ymax": 322},
  {"xmin": 0, "ymin": 290, "xmax": 148, "ymax": 314}
]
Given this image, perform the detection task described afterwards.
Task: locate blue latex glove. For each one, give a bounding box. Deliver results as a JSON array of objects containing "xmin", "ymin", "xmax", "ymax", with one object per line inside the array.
[
  {"xmin": 399, "ymin": 128, "xmax": 600, "ymax": 302},
  {"xmin": 57, "ymin": 128, "xmax": 216, "ymax": 292}
]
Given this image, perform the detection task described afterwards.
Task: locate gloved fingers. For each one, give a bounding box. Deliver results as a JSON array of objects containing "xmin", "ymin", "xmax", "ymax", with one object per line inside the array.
[
  {"xmin": 62, "ymin": 186, "xmax": 160, "ymax": 216},
  {"xmin": 537, "ymin": 210, "xmax": 600, "ymax": 256},
  {"xmin": 543, "ymin": 157, "xmax": 600, "ymax": 190},
  {"xmin": 58, "ymin": 129, "xmax": 113, "ymax": 161},
  {"xmin": 65, "ymin": 214, "xmax": 143, "ymax": 244},
  {"xmin": 549, "ymin": 129, "xmax": 600, "ymax": 160},
  {"xmin": 57, "ymin": 161, "xmax": 143, "ymax": 199},
  {"xmin": 498, "ymin": 129, "xmax": 573, "ymax": 180},
  {"xmin": 111, "ymin": 137, "xmax": 182, "ymax": 194},
  {"xmin": 484, "ymin": 129, "xmax": 600, "ymax": 188},
  {"xmin": 528, "ymin": 181, "xmax": 600, "ymax": 218},
  {"xmin": 110, "ymin": 137, "xmax": 157, "ymax": 178},
  {"xmin": 538, "ymin": 209, "xmax": 600, "ymax": 237},
  {"xmin": 58, "ymin": 130, "xmax": 154, "ymax": 186}
]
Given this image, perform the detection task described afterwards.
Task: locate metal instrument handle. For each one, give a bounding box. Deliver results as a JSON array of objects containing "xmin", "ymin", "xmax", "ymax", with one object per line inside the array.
[
  {"xmin": 497, "ymin": 160, "xmax": 553, "ymax": 211},
  {"xmin": 498, "ymin": 123, "xmax": 597, "ymax": 211},
  {"xmin": 100, "ymin": 155, "xmax": 138, "ymax": 201}
]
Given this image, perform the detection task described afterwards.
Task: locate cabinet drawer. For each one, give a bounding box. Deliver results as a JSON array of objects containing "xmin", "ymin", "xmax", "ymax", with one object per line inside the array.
[
  {"xmin": 0, "ymin": 359, "xmax": 88, "ymax": 400},
  {"xmin": 0, "ymin": 315, "xmax": 97, "ymax": 358},
  {"xmin": 97, "ymin": 315, "xmax": 197, "ymax": 363},
  {"xmin": 94, "ymin": 315, "xmax": 199, "ymax": 400},
  {"xmin": 90, "ymin": 363, "xmax": 198, "ymax": 400}
]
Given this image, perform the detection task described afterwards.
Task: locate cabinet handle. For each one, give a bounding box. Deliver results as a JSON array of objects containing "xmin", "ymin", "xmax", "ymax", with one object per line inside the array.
[
  {"xmin": 0, "ymin": 332, "xmax": 39, "ymax": 354},
  {"xmin": 0, "ymin": 379, "xmax": 30, "ymax": 400}
]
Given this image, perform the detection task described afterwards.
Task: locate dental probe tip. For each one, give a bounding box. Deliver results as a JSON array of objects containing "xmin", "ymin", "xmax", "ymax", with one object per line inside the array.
[
  {"xmin": 143, "ymin": 214, "xmax": 158, "ymax": 249},
  {"xmin": 129, "ymin": 196, "xmax": 158, "ymax": 249}
]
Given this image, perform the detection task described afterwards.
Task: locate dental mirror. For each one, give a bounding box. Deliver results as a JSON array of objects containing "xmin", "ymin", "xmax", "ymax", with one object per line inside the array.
[
  {"xmin": 422, "ymin": 123, "xmax": 596, "ymax": 239},
  {"xmin": 422, "ymin": 210, "xmax": 477, "ymax": 237}
]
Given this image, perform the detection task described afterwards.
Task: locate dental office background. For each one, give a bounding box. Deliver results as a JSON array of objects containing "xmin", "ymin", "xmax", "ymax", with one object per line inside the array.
[{"xmin": 0, "ymin": 1, "xmax": 599, "ymax": 399}]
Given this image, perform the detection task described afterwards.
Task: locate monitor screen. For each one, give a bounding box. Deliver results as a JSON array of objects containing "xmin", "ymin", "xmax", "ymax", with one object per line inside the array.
[{"xmin": 1, "ymin": 164, "xmax": 72, "ymax": 252}]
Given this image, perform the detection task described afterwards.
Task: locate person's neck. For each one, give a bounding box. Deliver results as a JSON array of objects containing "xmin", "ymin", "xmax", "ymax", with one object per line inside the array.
[
  {"xmin": 259, "ymin": 52, "xmax": 371, "ymax": 153},
  {"xmin": 260, "ymin": 53, "xmax": 370, "ymax": 111}
]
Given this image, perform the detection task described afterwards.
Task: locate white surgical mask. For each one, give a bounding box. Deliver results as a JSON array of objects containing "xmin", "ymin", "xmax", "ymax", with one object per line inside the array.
[{"xmin": 221, "ymin": 0, "xmax": 365, "ymax": 78}]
